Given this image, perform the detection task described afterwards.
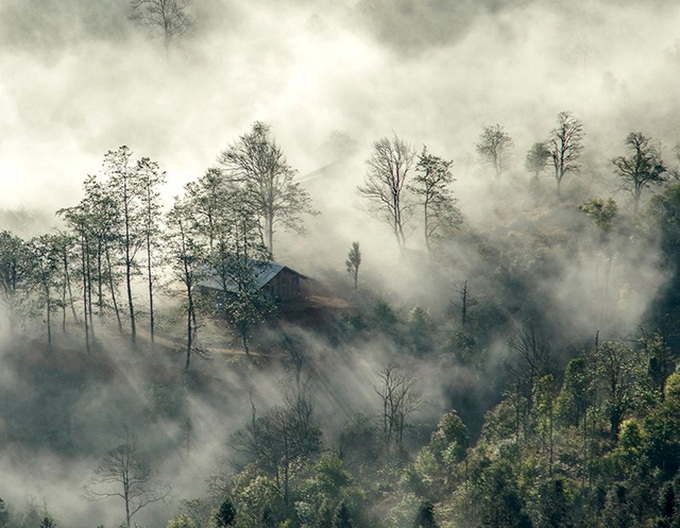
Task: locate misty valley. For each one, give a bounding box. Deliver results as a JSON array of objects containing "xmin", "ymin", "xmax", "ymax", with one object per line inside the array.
[
  {"xmin": 4, "ymin": 0, "xmax": 680, "ymax": 527},
  {"xmin": 2, "ymin": 110, "xmax": 680, "ymax": 528}
]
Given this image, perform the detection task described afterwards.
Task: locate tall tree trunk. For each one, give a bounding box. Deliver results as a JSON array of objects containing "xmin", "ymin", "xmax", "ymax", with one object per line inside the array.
[
  {"xmin": 80, "ymin": 233, "xmax": 90, "ymax": 354},
  {"xmin": 185, "ymin": 286, "xmax": 193, "ymax": 372},
  {"xmin": 86, "ymin": 238, "xmax": 95, "ymax": 340},
  {"xmin": 46, "ymin": 285, "xmax": 52, "ymax": 351},
  {"xmin": 105, "ymin": 245, "xmax": 124, "ymax": 334},
  {"xmin": 64, "ymin": 251, "xmax": 78, "ymax": 326},
  {"xmin": 125, "ymin": 244, "xmax": 136, "ymax": 344},
  {"xmin": 124, "ymin": 193, "xmax": 137, "ymax": 344},
  {"xmin": 146, "ymin": 233, "xmax": 155, "ymax": 349},
  {"xmin": 97, "ymin": 241, "xmax": 103, "ymax": 318}
]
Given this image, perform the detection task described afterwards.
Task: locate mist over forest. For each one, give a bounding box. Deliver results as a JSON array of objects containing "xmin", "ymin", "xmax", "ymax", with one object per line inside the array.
[{"xmin": 3, "ymin": 1, "xmax": 680, "ymax": 528}]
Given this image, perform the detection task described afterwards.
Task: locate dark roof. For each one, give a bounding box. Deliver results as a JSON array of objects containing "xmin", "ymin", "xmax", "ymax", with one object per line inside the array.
[{"xmin": 198, "ymin": 262, "xmax": 299, "ymax": 292}]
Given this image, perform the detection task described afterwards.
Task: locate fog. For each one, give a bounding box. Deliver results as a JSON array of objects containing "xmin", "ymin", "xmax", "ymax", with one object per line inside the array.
[{"xmin": 2, "ymin": 0, "xmax": 680, "ymax": 526}]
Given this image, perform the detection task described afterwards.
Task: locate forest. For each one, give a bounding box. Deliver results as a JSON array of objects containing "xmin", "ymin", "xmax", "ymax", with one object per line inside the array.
[{"xmin": 3, "ymin": 1, "xmax": 680, "ymax": 528}]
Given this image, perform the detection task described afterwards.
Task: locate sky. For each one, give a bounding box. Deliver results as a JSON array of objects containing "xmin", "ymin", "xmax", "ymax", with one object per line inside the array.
[{"xmin": 2, "ymin": 0, "xmax": 680, "ymax": 216}]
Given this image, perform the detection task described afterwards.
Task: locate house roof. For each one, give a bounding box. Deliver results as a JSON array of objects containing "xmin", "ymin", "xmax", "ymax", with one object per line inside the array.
[{"xmin": 198, "ymin": 261, "xmax": 298, "ymax": 292}]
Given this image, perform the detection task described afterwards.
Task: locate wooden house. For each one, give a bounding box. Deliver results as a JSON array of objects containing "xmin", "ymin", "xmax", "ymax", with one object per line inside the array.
[{"xmin": 198, "ymin": 262, "xmax": 302, "ymax": 303}]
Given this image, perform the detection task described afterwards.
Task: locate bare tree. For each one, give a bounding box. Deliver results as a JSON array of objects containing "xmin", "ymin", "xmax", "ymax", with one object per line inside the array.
[
  {"xmin": 612, "ymin": 132, "xmax": 667, "ymax": 213},
  {"xmin": 358, "ymin": 135, "xmax": 417, "ymax": 249},
  {"xmin": 375, "ymin": 364, "xmax": 420, "ymax": 455},
  {"xmin": 130, "ymin": 0, "xmax": 193, "ymax": 56},
  {"xmin": 218, "ymin": 122, "xmax": 317, "ymax": 257},
  {"xmin": 506, "ymin": 326, "xmax": 553, "ymax": 447},
  {"xmin": 230, "ymin": 394, "xmax": 321, "ymax": 519},
  {"xmin": 345, "ymin": 241, "xmax": 361, "ymax": 291},
  {"xmin": 476, "ymin": 124, "xmax": 513, "ymax": 178},
  {"xmin": 547, "ymin": 111, "xmax": 585, "ymax": 194},
  {"xmin": 83, "ymin": 429, "xmax": 170, "ymax": 528}
]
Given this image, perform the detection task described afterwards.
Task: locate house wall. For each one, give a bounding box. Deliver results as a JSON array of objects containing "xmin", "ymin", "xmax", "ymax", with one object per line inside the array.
[{"xmin": 265, "ymin": 268, "xmax": 300, "ymax": 301}]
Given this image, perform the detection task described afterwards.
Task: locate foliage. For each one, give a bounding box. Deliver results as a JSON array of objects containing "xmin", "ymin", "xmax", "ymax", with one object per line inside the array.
[
  {"xmin": 409, "ymin": 147, "xmax": 463, "ymax": 251},
  {"xmin": 613, "ymin": 132, "xmax": 667, "ymax": 212},
  {"xmin": 346, "ymin": 241, "xmax": 362, "ymax": 291},
  {"xmin": 214, "ymin": 497, "xmax": 237, "ymax": 528},
  {"xmin": 578, "ymin": 198, "xmax": 618, "ymax": 233},
  {"xmin": 166, "ymin": 514, "xmax": 195, "ymax": 528},
  {"xmin": 525, "ymin": 142, "xmax": 551, "ymax": 179}
]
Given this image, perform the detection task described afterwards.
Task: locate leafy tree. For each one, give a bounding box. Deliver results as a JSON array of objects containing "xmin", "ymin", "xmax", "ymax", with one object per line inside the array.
[
  {"xmin": 547, "ymin": 111, "xmax": 585, "ymax": 194},
  {"xmin": 230, "ymin": 395, "xmax": 322, "ymax": 520},
  {"xmin": 414, "ymin": 410, "xmax": 468, "ymax": 494},
  {"xmin": 639, "ymin": 331, "xmax": 675, "ymax": 404},
  {"xmin": 205, "ymin": 189, "xmax": 274, "ymax": 355},
  {"xmin": 528, "ymin": 478, "xmax": 572, "ymax": 528},
  {"xmin": 217, "ymin": 122, "xmax": 316, "ymax": 256},
  {"xmin": 52, "ymin": 231, "xmax": 79, "ymax": 333},
  {"xmin": 408, "ymin": 306, "xmax": 435, "ymax": 356},
  {"xmin": 556, "ymin": 357, "xmax": 594, "ymax": 428},
  {"xmin": 215, "ymin": 497, "xmax": 237, "ymax": 527},
  {"xmin": 104, "ymin": 146, "xmax": 141, "ymax": 344},
  {"xmin": 338, "ymin": 413, "xmax": 382, "ymax": 474},
  {"xmin": 334, "ymin": 502, "xmax": 353, "ymax": 528},
  {"xmin": 165, "ymin": 196, "xmax": 208, "ymax": 371},
  {"xmin": 295, "ymin": 453, "xmax": 359, "ymax": 528},
  {"xmin": 535, "ymin": 374, "xmax": 558, "ymax": 471},
  {"xmin": 409, "ymin": 147, "xmax": 462, "ymax": 252},
  {"xmin": 178, "ymin": 497, "xmax": 213, "ymax": 528},
  {"xmin": 130, "ymin": 0, "xmax": 193, "ymax": 56},
  {"xmin": 612, "ymin": 132, "xmax": 667, "ymax": 213},
  {"xmin": 643, "ymin": 373, "xmax": 680, "ymax": 479},
  {"xmin": 0, "ymin": 230, "xmax": 30, "ymax": 333},
  {"xmin": 656, "ymin": 480, "xmax": 677, "ymax": 528},
  {"xmin": 358, "ymin": 135, "xmax": 417, "ymax": 249},
  {"xmin": 57, "ymin": 204, "xmax": 95, "ymax": 352},
  {"xmin": 476, "ymin": 460, "xmax": 531, "ymax": 528},
  {"xmin": 525, "ymin": 142, "xmax": 551, "ymax": 180},
  {"xmin": 29, "ymin": 234, "xmax": 61, "ymax": 349},
  {"xmin": 578, "ymin": 198, "xmax": 618, "ymax": 234},
  {"xmin": 476, "ymin": 123, "xmax": 513, "ymax": 178},
  {"xmin": 601, "ymin": 483, "xmax": 634, "ymax": 528},
  {"xmin": 83, "ymin": 429, "xmax": 171, "ymax": 528},
  {"xmin": 166, "ymin": 514, "xmax": 195, "ymax": 528},
  {"xmin": 39, "ymin": 516, "xmax": 56, "ymax": 528},
  {"xmin": 506, "ymin": 327, "xmax": 553, "ymax": 445},
  {"xmin": 345, "ymin": 241, "xmax": 361, "ymax": 291},
  {"xmin": 413, "ymin": 500, "xmax": 438, "ymax": 528},
  {"xmin": 135, "ymin": 156, "xmax": 166, "ymax": 348},
  {"xmin": 594, "ymin": 341, "xmax": 642, "ymax": 438},
  {"xmin": 80, "ymin": 174, "xmax": 123, "ymax": 328},
  {"xmin": 183, "ymin": 168, "xmax": 228, "ymax": 253}
]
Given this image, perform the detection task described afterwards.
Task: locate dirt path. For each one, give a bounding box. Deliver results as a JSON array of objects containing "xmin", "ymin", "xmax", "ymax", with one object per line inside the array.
[{"xmin": 134, "ymin": 329, "xmax": 271, "ymax": 358}]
